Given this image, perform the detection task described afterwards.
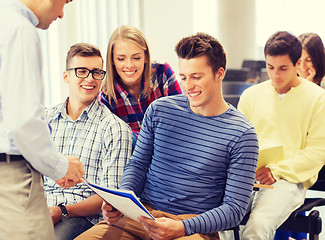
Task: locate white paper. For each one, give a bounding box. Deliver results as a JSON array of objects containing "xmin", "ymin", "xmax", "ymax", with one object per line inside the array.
[{"xmin": 84, "ymin": 179, "xmax": 155, "ymax": 222}]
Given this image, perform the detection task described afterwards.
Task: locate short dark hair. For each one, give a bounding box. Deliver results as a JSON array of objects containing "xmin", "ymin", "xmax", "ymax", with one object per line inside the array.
[
  {"xmin": 175, "ymin": 32, "xmax": 226, "ymax": 74},
  {"xmin": 298, "ymin": 33, "xmax": 325, "ymax": 85},
  {"xmin": 264, "ymin": 31, "xmax": 302, "ymax": 66},
  {"xmin": 66, "ymin": 43, "xmax": 103, "ymax": 69}
]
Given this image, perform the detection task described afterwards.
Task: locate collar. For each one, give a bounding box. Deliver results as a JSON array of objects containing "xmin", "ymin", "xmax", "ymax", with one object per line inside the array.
[
  {"xmin": 114, "ymin": 79, "xmax": 146, "ymax": 100},
  {"xmin": 50, "ymin": 98, "xmax": 100, "ymax": 122},
  {"xmin": 12, "ymin": 0, "xmax": 39, "ymax": 27}
]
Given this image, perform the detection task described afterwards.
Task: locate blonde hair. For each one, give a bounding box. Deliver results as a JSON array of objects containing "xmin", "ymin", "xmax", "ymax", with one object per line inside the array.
[{"xmin": 101, "ymin": 25, "xmax": 152, "ymax": 104}]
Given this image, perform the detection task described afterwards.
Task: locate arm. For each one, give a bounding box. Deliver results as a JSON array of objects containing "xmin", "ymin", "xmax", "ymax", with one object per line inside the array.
[
  {"xmin": 1, "ymin": 25, "xmax": 81, "ymax": 182},
  {"xmin": 120, "ymin": 104, "xmax": 155, "ymax": 194},
  {"xmin": 100, "ymin": 117, "xmax": 132, "ymax": 189},
  {"xmin": 49, "ymin": 195, "xmax": 102, "ymax": 224},
  {"xmin": 181, "ymin": 128, "xmax": 258, "ymax": 235},
  {"xmin": 268, "ymin": 94, "xmax": 325, "ymax": 186}
]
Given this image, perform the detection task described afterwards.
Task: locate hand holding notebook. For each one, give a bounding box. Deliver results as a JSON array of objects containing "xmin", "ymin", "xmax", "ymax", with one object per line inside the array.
[{"xmin": 83, "ymin": 178, "xmax": 155, "ymax": 222}]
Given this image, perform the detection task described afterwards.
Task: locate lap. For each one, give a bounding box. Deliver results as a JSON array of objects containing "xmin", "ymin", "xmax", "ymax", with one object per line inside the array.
[
  {"xmin": 241, "ymin": 180, "xmax": 306, "ymax": 240},
  {"xmin": 75, "ymin": 204, "xmax": 219, "ymax": 240},
  {"xmin": 55, "ymin": 217, "xmax": 93, "ymax": 240},
  {"xmin": 249, "ymin": 180, "xmax": 306, "ymax": 221}
]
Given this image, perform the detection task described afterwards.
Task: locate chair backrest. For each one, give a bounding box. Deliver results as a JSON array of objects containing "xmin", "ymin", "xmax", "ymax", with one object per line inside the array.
[
  {"xmin": 222, "ymin": 81, "xmax": 254, "ymax": 108},
  {"xmin": 223, "ymin": 69, "xmax": 250, "ymax": 82},
  {"xmin": 222, "ymin": 82, "xmax": 254, "ymax": 95},
  {"xmin": 242, "ymin": 60, "xmax": 266, "ymax": 72},
  {"xmin": 242, "ymin": 60, "xmax": 267, "ymax": 81}
]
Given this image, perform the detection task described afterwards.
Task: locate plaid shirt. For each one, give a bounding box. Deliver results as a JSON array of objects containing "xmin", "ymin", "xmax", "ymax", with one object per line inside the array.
[
  {"xmin": 100, "ymin": 62, "xmax": 183, "ymax": 137},
  {"xmin": 44, "ymin": 98, "xmax": 132, "ymax": 224}
]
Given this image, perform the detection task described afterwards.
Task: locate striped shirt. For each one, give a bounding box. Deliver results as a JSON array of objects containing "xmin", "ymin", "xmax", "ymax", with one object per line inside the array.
[
  {"xmin": 121, "ymin": 94, "xmax": 259, "ymax": 235},
  {"xmin": 44, "ymin": 98, "xmax": 132, "ymax": 224},
  {"xmin": 100, "ymin": 62, "xmax": 183, "ymax": 138}
]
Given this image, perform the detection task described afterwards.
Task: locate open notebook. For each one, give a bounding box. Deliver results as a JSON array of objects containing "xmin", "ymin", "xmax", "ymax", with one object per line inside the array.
[
  {"xmin": 83, "ymin": 178, "xmax": 155, "ymax": 222},
  {"xmin": 257, "ymin": 145, "xmax": 284, "ymax": 171}
]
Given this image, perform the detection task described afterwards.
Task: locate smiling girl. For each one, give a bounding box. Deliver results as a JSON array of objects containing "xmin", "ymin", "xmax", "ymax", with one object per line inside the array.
[
  {"xmin": 297, "ymin": 33, "xmax": 325, "ymax": 88},
  {"xmin": 99, "ymin": 25, "xmax": 182, "ymax": 148}
]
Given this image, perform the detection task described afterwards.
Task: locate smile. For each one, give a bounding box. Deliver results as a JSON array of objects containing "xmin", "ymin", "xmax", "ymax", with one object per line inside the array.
[
  {"xmin": 82, "ymin": 85, "xmax": 95, "ymax": 90},
  {"xmin": 124, "ymin": 70, "xmax": 137, "ymax": 76},
  {"xmin": 188, "ymin": 92, "xmax": 201, "ymax": 97}
]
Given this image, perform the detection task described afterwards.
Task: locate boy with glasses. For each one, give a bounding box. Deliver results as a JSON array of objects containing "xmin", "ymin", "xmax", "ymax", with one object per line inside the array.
[{"xmin": 44, "ymin": 43, "xmax": 132, "ymax": 240}]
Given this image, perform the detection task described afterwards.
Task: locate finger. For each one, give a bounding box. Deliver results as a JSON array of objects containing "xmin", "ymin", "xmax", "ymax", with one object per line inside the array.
[
  {"xmin": 265, "ymin": 178, "xmax": 275, "ymax": 185},
  {"xmin": 77, "ymin": 178, "xmax": 83, "ymax": 183},
  {"xmin": 255, "ymin": 172, "xmax": 265, "ymax": 181},
  {"xmin": 102, "ymin": 203, "xmax": 113, "ymax": 211},
  {"xmin": 75, "ymin": 169, "xmax": 83, "ymax": 181},
  {"xmin": 255, "ymin": 168, "xmax": 266, "ymax": 178},
  {"xmin": 64, "ymin": 179, "xmax": 75, "ymax": 188},
  {"xmin": 258, "ymin": 175, "xmax": 269, "ymax": 184},
  {"xmin": 79, "ymin": 166, "xmax": 85, "ymax": 177}
]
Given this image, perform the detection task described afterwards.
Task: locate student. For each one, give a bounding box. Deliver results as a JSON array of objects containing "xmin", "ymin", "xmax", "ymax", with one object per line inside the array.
[
  {"xmin": 0, "ymin": 1, "xmax": 85, "ymax": 240},
  {"xmin": 99, "ymin": 25, "xmax": 183, "ymax": 148},
  {"xmin": 237, "ymin": 31, "xmax": 325, "ymax": 240},
  {"xmin": 275, "ymin": 32, "xmax": 325, "ymax": 240},
  {"xmin": 44, "ymin": 43, "xmax": 133, "ymax": 240},
  {"xmin": 297, "ymin": 33, "xmax": 325, "ymax": 87},
  {"xmin": 75, "ymin": 32, "xmax": 259, "ymax": 240}
]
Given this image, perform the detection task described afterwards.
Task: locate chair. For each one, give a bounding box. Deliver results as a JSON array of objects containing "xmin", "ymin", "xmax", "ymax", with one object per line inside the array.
[
  {"xmin": 276, "ymin": 165, "xmax": 325, "ymax": 240},
  {"xmin": 228, "ymin": 166, "xmax": 325, "ymax": 240},
  {"xmin": 241, "ymin": 60, "xmax": 266, "ymax": 81},
  {"xmin": 241, "ymin": 60, "xmax": 266, "ymax": 73},
  {"xmin": 222, "ymin": 82, "xmax": 254, "ymax": 108},
  {"xmin": 223, "ymin": 69, "xmax": 250, "ymax": 82}
]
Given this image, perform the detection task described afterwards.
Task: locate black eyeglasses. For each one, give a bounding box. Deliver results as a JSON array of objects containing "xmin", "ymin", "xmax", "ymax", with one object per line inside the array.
[{"xmin": 66, "ymin": 67, "xmax": 106, "ymax": 80}]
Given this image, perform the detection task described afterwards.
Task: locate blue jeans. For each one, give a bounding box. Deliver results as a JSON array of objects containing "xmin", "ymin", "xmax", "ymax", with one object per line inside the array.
[{"xmin": 54, "ymin": 217, "xmax": 93, "ymax": 240}]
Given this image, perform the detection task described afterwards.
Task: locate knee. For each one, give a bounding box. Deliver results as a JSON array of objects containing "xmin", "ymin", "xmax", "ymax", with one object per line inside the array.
[{"xmin": 241, "ymin": 213, "xmax": 275, "ymax": 240}]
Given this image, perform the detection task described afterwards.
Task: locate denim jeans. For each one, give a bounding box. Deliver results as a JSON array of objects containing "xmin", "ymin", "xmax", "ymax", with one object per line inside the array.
[{"xmin": 54, "ymin": 217, "xmax": 94, "ymax": 240}]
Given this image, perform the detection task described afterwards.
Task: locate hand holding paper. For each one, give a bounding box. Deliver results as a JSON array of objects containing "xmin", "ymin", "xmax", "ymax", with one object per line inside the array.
[
  {"xmin": 257, "ymin": 145, "xmax": 284, "ymax": 171},
  {"xmin": 83, "ymin": 178, "xmax": 155, "ymax": 222},
  {"xmin": 102, "ymin": 202, "xmax": 123, "ymax": 225}
]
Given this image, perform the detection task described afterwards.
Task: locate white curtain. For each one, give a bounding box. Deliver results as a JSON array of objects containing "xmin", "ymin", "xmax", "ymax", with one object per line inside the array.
[{"xmin": 39, "ymin": 0, "xmax": 141, "ymax": 106}]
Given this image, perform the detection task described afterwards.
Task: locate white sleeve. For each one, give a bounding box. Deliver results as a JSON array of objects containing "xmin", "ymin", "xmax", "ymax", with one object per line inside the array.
[{"xmin": 1, "ymin": 25, "xmax": 68, "ymax": 180}]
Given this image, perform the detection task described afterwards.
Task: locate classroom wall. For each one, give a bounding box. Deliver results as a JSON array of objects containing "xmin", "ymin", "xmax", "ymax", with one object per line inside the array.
[
  {"xmin": 141, "ymin": 0, "xmax": 260, "ymax": 76},
  {"xmin": 44, "ymin": 0, "xmax": 264, "ymax": 104}
]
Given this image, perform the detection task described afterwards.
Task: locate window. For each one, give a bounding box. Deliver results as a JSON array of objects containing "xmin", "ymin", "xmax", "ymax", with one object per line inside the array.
[
  {"xmin": 256, "ymin": 0, "xmax": 325, "ymax": 48},
  {"xmin": 39, "ymin": 0, "xmax": 141, "ymax": 106}
]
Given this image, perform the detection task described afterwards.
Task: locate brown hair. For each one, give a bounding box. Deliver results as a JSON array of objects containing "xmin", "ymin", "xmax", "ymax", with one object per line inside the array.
[
  {"xmin": 175, "ymin": 32, "xmax": 226, "ymax": 75},
  {"xmin": 264, "ymin": 31, "xmax": 302, "ymax": 66},
  {"xmin": 66, "ymin": 43, "xmax": 103, "ymax": 69},
  {"xmin": 298, "ymin": 33, "xmax": 325, "ymax": 86}
]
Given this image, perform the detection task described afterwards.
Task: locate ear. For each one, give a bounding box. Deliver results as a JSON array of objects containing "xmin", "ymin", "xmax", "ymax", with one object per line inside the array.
[
  {"xmin": 63, "ymin": 71, "xmax": 69, "ymax": 84},
  {"xmin": 215, "ymin": 67, "xmax": 225, "ymax": 82},
  {"xmin": 296, "ymin": 57, "xmax": 301, "ymax": 67}
]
